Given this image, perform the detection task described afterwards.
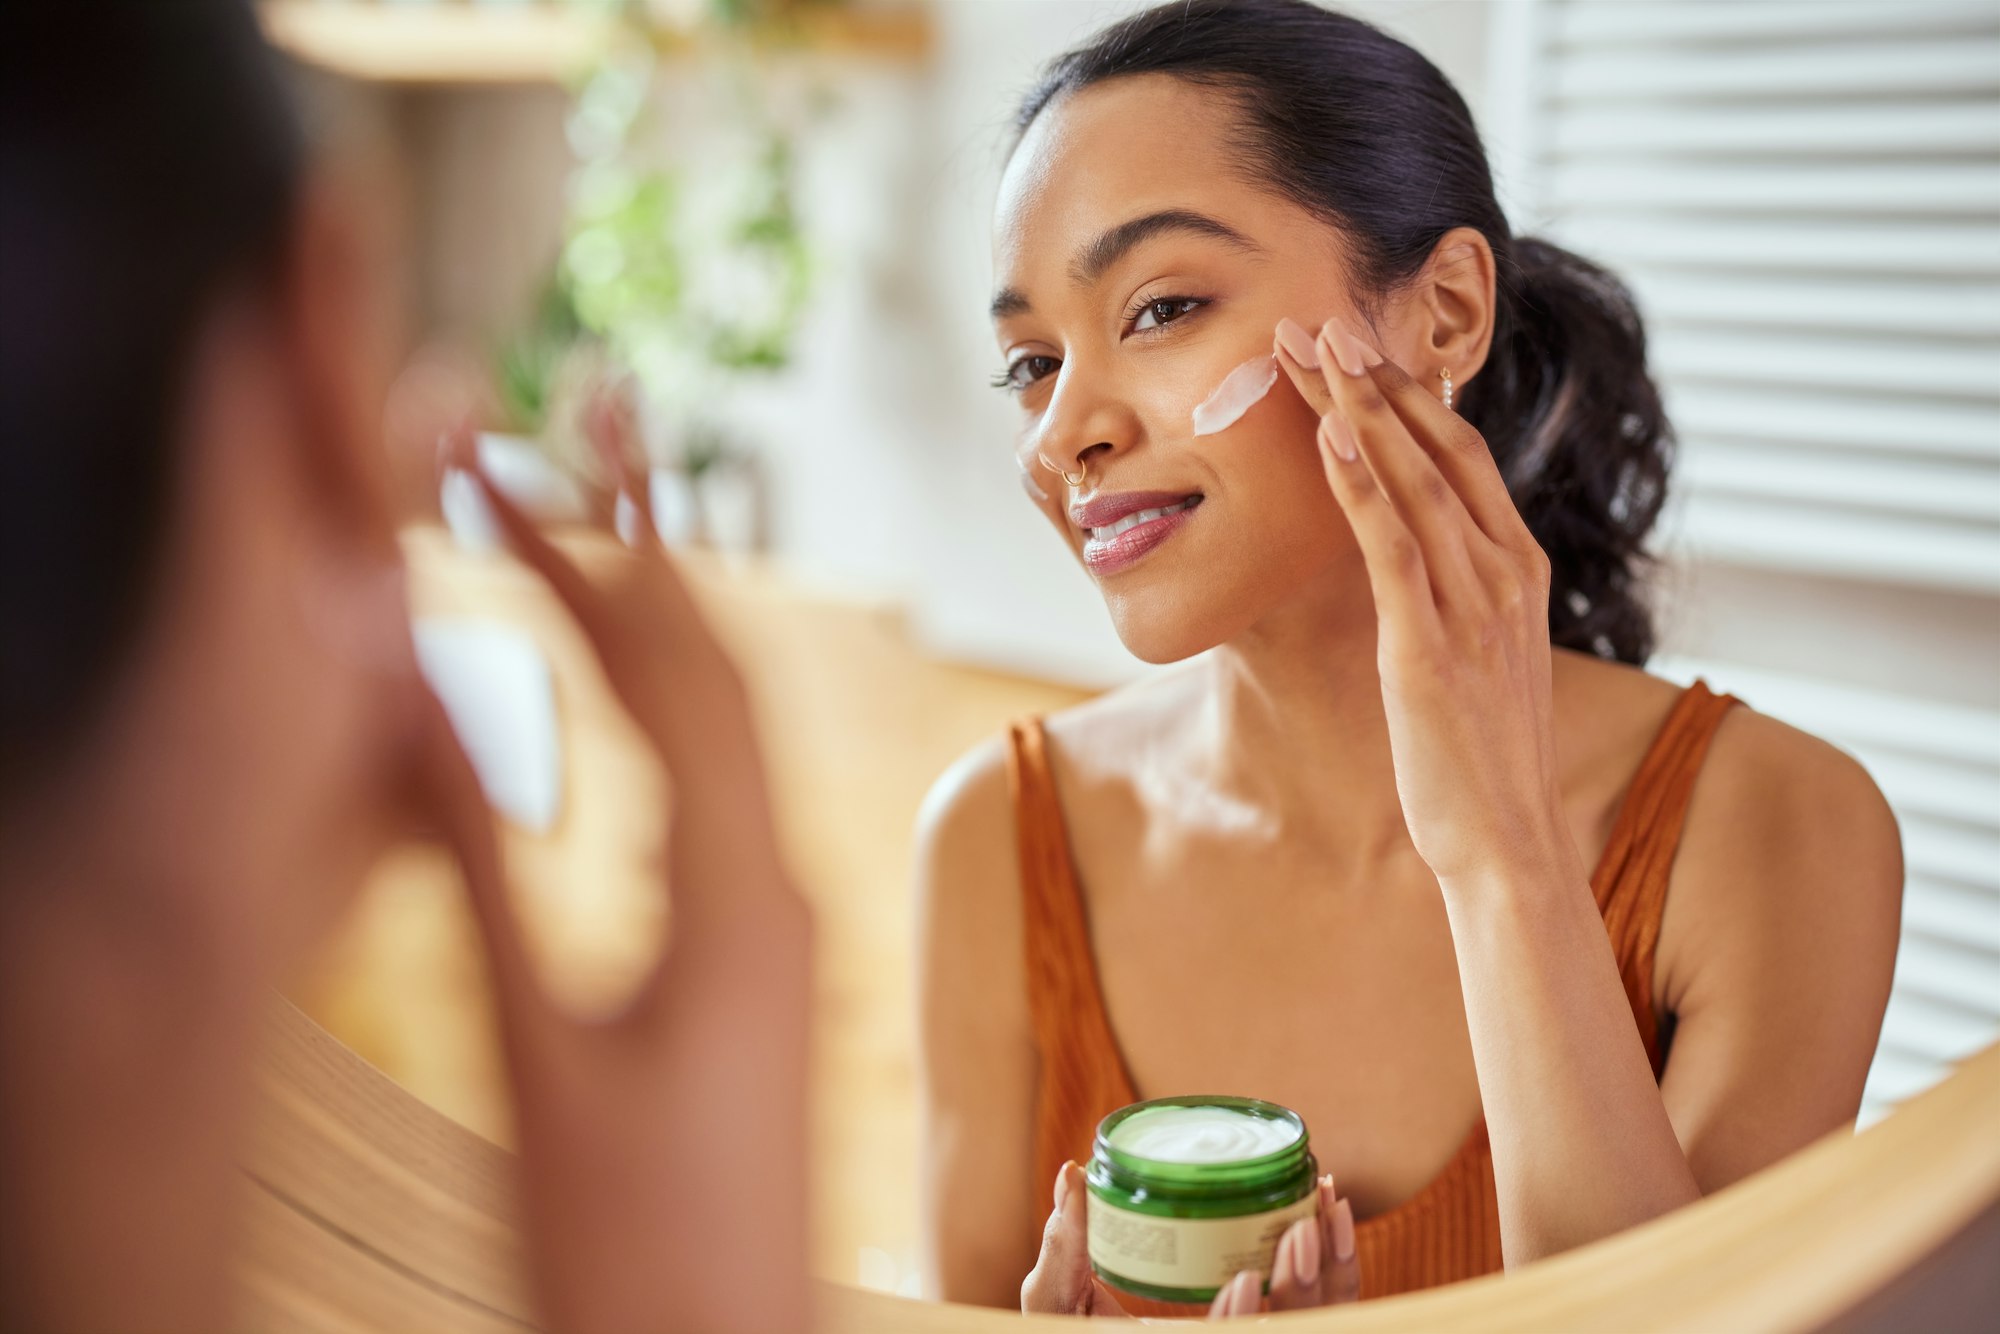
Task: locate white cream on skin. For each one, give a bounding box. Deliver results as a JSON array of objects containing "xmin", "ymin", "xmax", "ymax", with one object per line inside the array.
[
  {"xmin": 1190, "ymin": 353, "xmax": 1279, "ymax": 437},
  {"xmin": 1109, "ymin": 1105, "xmax": 1301, "ymax": 1164}
]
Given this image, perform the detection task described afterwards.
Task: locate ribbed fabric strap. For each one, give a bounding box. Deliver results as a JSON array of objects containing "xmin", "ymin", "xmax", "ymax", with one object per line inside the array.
[
  {"xmin": 1006, "ymin": 721, "xmax": 1139, "ymax": 1211},
  {"xmin": 1591, "ymin": 680, "xmax": 1743, "ymax": 1072}
]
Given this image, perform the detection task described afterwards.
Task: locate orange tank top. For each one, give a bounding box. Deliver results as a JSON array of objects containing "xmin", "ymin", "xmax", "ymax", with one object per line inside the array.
[{"xmin": 1006, "ymin": 678, "xmax": 1741, "ymax": 1305}]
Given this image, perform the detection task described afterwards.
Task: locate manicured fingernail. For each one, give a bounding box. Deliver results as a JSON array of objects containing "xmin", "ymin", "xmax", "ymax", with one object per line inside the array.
[
  {"xmin": 1334, "ymin": 1197, "xmax": 1356, "ymax": 1263},
  {"xmin": 1275, "ymin": 1223, "xmax": 1300, "ymax": 1285},
  {"xmin": 1054, "ymin": 1160, "xmax": 1075, "ymax": 1217},
  {"xmin": 1298, "ymin": 1214, "xmax": 1322, "ymax": 1285},
  {"xmin": 1319, "ymin": 413, "xmax": 1358, "ymax": 463},
  {"xmin": 1319, "ymin": 320, "xmax": 1379, "ymax": 377},
  {"xmin": 1275, "ymin": 317, "xmax": 1319, "ymax": 368},
  {"xmin": 1228, "ymin": 1268, "xmax": 1261, "ymax": 1315}
]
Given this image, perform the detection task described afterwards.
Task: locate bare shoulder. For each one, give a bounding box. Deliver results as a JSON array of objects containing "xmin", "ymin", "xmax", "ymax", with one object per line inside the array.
[
  {"xmin": 913, "ymin": 733, "xmax": 1046, "ymax": 1303},
  {"xmin": 1556, "ymin": 652, "xmax": 1901, "ymax": 1158},
  {"xmin": 1675, "ymin": 675, "xmax": 1903, "ymax": 915},
  {"xmin": 1556, "ymin": 650, "xmax": 1900, "ymax": 883},
  {"xmin": 1582, "ymin": 662, "xmax": 1907, "ymax": 1017},
  {"xmin": 913, "ymin": 732, "xmax": 1022, "ymax": 972}
]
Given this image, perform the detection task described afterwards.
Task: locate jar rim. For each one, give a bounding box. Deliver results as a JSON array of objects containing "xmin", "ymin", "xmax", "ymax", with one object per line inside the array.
[{"xmin": 1092, "ymin": 1095, "xmax": 1311, "ymax": 1186}]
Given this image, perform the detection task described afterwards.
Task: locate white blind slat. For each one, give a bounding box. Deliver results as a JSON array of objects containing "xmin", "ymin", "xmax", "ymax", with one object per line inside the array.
[
  {"xmin": 1624, "ymin": 274, "xmax": 2000, "ymax": 340},
  {"xmin": 1648, "ymin": 328, "xmax": 2000, "ymax": 400},
  {"xmin": 1550, "ymin": 102, "xmax": 2000, "ymax": 159},
  {"xmin": 1678, "ymin": 444, "xmax": 2000, "ymax": 525},
  {"xmin": 1666, "ymin": 386, "xmax": 2000, "ymax": 464},
  {"xmin": 1554, "ymin": 217, "xmax": 2000, "ymax": 279},
  {"xmin": 1553, "ymin": 41, "xmax": 2000, "ymax": 103},
  {"xmin": 1893, "ymin": 934, "xmax": 2000, "ymax": 1018},
  {"xmin": 1877, "ymin": 987, "xmax": 2000, "ymax": 1067},
  {"xmin": 1548, "ymin": 163, "xmax": 2000, "ymax": 219},
  {"xmin": 1668, "ymin": 494, "xmax": 2000, "ymax": 588},
  {"xmin": 1904, "ymin": 878, "xmax": 2000, "ymax": 958},
  {"xmin": 1902, "ymin": 819, "xmax": 2000, "ymax": 892},
  {"xmin": 1555, "ymin": 0, "xmax": 1999, "ymax": 50}
]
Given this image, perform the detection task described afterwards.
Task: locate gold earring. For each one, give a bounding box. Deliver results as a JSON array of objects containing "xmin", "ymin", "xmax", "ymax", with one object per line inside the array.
[
  {"xmin": 1440, "ymin": 367, "xmax": 1454, "ymax": 413},
  {"xmin": 1038, "ymin": 453, "xmax": 1089, "ymax": 489}
]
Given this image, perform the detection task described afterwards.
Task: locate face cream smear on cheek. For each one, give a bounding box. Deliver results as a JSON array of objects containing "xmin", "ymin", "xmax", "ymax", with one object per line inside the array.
[
  {"xmin": 1085, "ymin": 1096, "xmax": 1317, "ymax": 1307},
  {"xmin": 1190, "ymin": 353, "xmax": 1279, "ymax": 437}
]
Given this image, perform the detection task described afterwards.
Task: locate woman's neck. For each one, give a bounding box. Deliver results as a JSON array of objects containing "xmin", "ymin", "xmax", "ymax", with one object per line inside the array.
[{"xmin": 1196, "ymin": 579, "xmax": 1423, "ymax": 872}]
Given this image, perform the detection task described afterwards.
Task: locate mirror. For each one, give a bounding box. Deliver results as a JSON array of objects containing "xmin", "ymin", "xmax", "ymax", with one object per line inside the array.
[
  {"xmin": 275, "ymin": 0, "xmax": 1999, "ymax": 1320},
  {"xmin": 6, "ymin": 2, "xmax": 1995, "ymax": 1330}
]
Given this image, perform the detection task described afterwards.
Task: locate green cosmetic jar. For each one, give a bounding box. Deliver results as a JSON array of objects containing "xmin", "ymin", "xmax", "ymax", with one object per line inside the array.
[{"xmin": 1084, "ymin": 1095, "xmax": 1318, "ymax": 1305}]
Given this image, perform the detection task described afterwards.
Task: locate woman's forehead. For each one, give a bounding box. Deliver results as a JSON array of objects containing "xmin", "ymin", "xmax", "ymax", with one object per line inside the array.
[{"xmin": 993, "ymin": 75, "xmax": 1246, "ymax": 271}]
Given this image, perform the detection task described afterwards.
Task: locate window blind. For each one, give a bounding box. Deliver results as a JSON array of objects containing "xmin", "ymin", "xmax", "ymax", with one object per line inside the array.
[{"xmin": 1490, "ymin": 0, "xmax": 2000, "ymax": 1122}]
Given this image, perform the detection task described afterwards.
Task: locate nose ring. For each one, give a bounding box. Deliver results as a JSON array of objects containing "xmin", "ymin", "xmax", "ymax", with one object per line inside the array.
[{"xmin": 1038, "ymin": 453, "xmax": 1090, "ymax": 489}]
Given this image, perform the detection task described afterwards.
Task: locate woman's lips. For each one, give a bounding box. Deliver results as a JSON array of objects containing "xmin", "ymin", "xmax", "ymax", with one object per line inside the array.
[{"xmin": 1080, "ymin": 495, "xmax": 1204, "ymax": 574}]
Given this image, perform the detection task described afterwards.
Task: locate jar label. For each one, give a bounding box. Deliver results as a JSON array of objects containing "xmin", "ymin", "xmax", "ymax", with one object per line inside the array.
[{"xmin": 1086, "ymin": 1191, "xmax": 1318, "ymax": 1294}]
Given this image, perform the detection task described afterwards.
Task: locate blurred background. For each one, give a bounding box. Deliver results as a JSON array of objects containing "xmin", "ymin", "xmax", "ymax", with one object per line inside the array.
[{"xmin": 264, "ymin": 0, "xmax": 1999, "ymax": 1300}]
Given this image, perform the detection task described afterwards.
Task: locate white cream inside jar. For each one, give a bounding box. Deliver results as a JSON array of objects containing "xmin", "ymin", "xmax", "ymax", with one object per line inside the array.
[{"xmin": 1107, "ymin": 1104, "xmax": 1303, "ymax": 1164}]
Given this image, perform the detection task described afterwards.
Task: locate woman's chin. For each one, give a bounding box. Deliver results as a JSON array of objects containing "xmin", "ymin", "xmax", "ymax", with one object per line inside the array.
[{"xmin": 1104, "ymin": 601, "xmax": 1231, "ymax": 666}]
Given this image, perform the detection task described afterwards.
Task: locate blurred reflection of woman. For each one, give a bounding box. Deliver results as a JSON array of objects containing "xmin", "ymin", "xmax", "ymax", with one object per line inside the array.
[
  {"xmin": 915, "ymin": 0, "xmax": 1902, "ymax": 1317},
  {"xmin": 0, "ymin": 6, "xmax": 808, "ymax": 1332}
]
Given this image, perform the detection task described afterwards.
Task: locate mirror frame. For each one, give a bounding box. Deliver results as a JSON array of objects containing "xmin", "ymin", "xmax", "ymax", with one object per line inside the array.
[{"xmin": 238, "ymin": 1001, "xmax": 1999, "ymax": 1332}]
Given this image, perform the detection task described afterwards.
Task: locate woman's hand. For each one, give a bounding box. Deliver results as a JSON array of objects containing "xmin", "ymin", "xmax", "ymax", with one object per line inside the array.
[
  {"xmin": 1021, "ymin": 1161, "xmax": 1359, "ymax": 1318},
  {"xmin": 415, "ymin": 411, "xmax": 813, "ymax": 1334},
  {"xmin": 1272, "ymin": 316, "xmax": 1582, "ymax": 890}
]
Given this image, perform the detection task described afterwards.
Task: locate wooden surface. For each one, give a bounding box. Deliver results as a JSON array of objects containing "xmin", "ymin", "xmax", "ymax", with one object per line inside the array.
[
  {"xmin": 259, "ymin": 1, "xmax": 935, "ymax": 85},
  {"xmin": 240, "ymin": 999, "xmax": 2000, "ymax": 1331}
]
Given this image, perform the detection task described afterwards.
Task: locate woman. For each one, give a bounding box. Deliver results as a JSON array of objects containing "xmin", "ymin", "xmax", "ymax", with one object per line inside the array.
[
  {"xmin": 915, "ymin": 0, "xmax": 1902, "ymax": 1316},
  {"xmin": 0, "ymin": 5, "xmax": 808, "ymax": 1331}
]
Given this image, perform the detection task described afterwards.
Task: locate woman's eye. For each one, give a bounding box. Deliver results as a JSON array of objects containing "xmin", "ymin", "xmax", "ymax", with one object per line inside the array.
[
  {"xmin": 1132, "ymin": 297, "xmax": 1203, "ymax": 333},
  {"xmin": 993, "ymin": 354, "xmax": 1059, "ymax": 393}
]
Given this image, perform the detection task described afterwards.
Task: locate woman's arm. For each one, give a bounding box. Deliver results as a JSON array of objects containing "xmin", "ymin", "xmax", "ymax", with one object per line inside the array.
[
  {"xmin": 1441, "ymin": 710, "xmax": 1901, "ymax": 1263},
  {"xmin": 913, "ymin": 741, "xmax": 1044, "ymax": 1307},
  {"xmin": 1273, "ymin": 314, "xmax": 1902, "ymax": 1268},
  {"xmin": 1650, "ymin": 714, "xmax": 1902, "ymax": 1191},
  {"xmin": 1448, "ymin": 708, "xmax": 1896, "ymax": 1264}
]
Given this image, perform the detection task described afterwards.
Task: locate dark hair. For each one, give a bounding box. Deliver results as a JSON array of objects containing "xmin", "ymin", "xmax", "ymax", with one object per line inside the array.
[
  {"xmin": 0, "ymin": 1, "xmax": 303, "ymax": 799},
  {"xmin": 1016, "ymin": 0, "xmax": 1672, "ymax": 664}
]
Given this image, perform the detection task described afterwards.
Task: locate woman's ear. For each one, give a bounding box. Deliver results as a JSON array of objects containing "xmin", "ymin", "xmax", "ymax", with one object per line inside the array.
[
  {"xmin": 276, "ymin": 166, "xmax": 406, "ymax": 557},
  {"xmin": 1408, "ymin": 225, "xmax": 1496, "ymax": 386}
]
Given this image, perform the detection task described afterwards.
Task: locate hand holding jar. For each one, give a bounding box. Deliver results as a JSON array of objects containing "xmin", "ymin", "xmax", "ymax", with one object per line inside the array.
[{"xmin": 1021, "ymin": 1097, "xmax": 1360, "ymax": 1319}]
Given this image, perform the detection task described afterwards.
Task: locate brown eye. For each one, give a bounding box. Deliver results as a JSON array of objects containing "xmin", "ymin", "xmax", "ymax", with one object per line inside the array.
[
  {"xmin": 1132, "ymin": 297, "xmax": 1204, "ymax": 333},
  {"xmin": 995, "ymin": 354, "xmax": 1059, "ymax": 392}
]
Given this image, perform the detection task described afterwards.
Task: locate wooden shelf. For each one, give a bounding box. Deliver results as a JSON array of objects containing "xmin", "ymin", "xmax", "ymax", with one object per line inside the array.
[{"xmin": 260, "ymin": 2, "xmax": 933, "ymax": 85}]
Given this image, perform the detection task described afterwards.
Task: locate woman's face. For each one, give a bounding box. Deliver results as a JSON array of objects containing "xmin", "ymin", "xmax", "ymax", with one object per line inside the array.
[{"xmin": 991, "ymin": 75, "xmax": 1367, "ymax": 663}]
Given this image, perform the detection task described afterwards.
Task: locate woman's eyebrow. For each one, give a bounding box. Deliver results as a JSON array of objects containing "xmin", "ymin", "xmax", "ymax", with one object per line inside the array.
[
  {"xmin": 989, "ymin": 209, "xmax": 1264, "ymax": 321},
  {"xmin": 1072, "ymin": 209, "xmax": 1264, "ymax": 285}
]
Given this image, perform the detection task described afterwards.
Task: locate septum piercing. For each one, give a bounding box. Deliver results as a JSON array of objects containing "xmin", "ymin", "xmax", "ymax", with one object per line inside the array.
[
  {"xmin": 1038, "ymin": 452, "xmax": 1090, "ymax": 489},
  {"xmin": 1440, "ymin": 366, "xmax": 1454, "ymax": 413}
]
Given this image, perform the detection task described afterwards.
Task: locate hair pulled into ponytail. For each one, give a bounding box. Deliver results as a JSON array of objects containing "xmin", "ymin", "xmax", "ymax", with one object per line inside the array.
[
  {"xmin": 1466, "ymin": 237, "xmax": 1672, "ymax": 664},
  {"xmin": 1017, "ymin": 0, "xmax": 1675, "ymax": 665}
]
